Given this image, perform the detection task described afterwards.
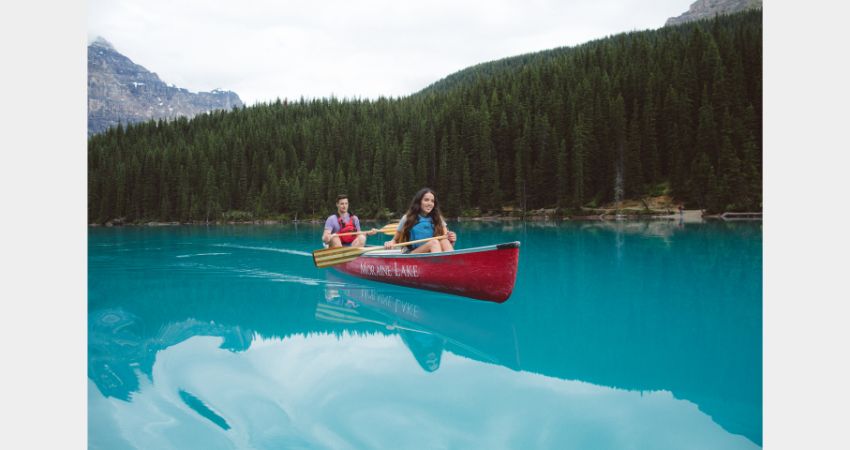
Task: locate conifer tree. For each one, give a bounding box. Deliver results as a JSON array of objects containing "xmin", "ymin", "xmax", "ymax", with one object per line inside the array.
[
  {"xmin": 87, "ymin": 10, "xmax": 762, "ymax": 221},
  {"xmin": 572, "ymin": 114, "xmax": 590, "ymax": 207}
]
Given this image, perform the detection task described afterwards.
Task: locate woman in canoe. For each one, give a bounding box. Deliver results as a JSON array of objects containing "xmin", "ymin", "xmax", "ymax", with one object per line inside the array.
[{"xmin": 384, "ymin": 188, "xmax": 457, "ymax": 253}]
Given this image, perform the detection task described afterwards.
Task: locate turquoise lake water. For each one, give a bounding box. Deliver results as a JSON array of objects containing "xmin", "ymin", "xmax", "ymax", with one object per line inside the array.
[{"xmin": 88, "ymin": 220, "xmax": 762, "ymax": 449}]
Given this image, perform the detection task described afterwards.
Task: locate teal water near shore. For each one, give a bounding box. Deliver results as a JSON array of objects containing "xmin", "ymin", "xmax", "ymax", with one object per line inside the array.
[{"xmin": 88, "ymin": 220, "xmax": 762, "ymax": 449}]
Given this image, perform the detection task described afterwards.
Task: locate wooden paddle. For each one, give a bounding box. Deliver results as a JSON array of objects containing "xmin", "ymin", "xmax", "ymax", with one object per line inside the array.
[
  {"xmin": 313, "ymin": 235, "xmax": 448, "ymax": 269},
  {"xmin": 333, "ymin": 222, "xmax": 399, "ymax": 237},
  {"xmin": 315, "ymin": 302, "xmax": 430, "ymax": 333}
]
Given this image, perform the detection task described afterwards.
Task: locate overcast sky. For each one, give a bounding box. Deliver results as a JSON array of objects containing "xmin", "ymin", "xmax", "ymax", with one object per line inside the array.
[{"xmin": 88, "ymin": 0, "xmax": 692, "ymax": 105}]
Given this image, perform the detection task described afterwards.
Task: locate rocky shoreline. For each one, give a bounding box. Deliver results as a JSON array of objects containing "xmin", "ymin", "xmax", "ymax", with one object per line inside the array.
[
  {"xmin": 89, "ymin": 209, "xmax": 762, "ymax": 227},
  {"xmin": 89, "ymin": 193, "xmax": 762, "ymax": 227}
]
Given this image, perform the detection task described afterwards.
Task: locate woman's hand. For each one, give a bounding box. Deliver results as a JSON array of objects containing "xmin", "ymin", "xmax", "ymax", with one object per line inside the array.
[
  {"xmin": 447, "ymin": 231, "xmax": 457, "ymax": 244},
  {"xmin": 384, "ymin": 239, "xmax": 396, "ymax": 249},
  {"xmin": 368, "ymin": 228, "xmax": 378, "ymax": 235}
]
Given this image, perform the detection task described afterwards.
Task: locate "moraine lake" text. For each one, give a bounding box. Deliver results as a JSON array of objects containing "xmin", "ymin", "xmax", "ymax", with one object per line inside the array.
[{"xmin": 358, "ymin": 262, "xmax": 421, "ymax": 278}]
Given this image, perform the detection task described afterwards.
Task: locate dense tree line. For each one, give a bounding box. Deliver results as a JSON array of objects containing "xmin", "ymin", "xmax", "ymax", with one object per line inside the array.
[{"xmin": 88, "ymin": 11, "xmax": 761, "ymax": 223}]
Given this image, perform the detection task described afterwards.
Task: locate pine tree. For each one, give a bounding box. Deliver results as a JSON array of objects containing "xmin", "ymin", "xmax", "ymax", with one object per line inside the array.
[
  {"xmin": 556, "ymin": 138, "xmax": 569, "ymax": 208},
  {"xmin": 641, "ymin": 94, "xmax": 659, "ymax": 185},
  {"xmin": 625, "ymin": 100, "xmax": 644, "ymax": 197},
  {"xmin": 205, "ymin": 167, "xmax": 220, "ymax": 222},
  {"xmin": 396, "ymin": 134, "xmax": 414, "ymax": 212},
  {"xmin": 687, "ymin": 152, "xmax": 715, "ymax": 210},
  {"xmin": 572, "ymin": 114, "xmax": 590, "ymax": 208}
]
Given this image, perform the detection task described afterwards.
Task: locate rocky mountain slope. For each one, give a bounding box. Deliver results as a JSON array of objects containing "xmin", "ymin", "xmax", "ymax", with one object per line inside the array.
[
  {"xmin": 666, "ymin": 0, "xmax": 762, "ymax": 26},
  {"xmin": 88, "ymin": 37, "xmax": 242, "ymax": 136}
]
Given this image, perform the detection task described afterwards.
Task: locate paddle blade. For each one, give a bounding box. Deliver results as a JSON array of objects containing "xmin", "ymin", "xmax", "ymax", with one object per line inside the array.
[
  {"xmin": 315, "ymin": 302, "xmax": 363, "ymax": 324},
  {"xmin": 379, "ymin": 222, "xmax": 400, "ymax": 235},
  {"xmin": 312, "ymin": 245, "xmax": 377, "ymax": 268}
]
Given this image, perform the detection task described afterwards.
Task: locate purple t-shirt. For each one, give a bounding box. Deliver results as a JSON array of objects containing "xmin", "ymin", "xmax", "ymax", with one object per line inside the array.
[{"xmin": 324, "ymin": 213, "xmax": 361, "ymax": 233}]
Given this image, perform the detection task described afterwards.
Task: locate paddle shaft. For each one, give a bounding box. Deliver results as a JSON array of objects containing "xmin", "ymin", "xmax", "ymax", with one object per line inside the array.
[
  {"xmin": 313, "ymin": 234, "xmax": 447, "ymax": 268},
  {"xmin": 332, "ymin": 222, "xmax": 398, "ymax": 237},
  {"xmin": 333, "ymin": 230, "xmax": 372, "ymax": 237},
  {"xmin": 387, "ymin": 234, "xmax": 448, "ymax": 249},
  {"xmin": 351, "ymin": 234, "xmax": 449, "ymax": 252}
]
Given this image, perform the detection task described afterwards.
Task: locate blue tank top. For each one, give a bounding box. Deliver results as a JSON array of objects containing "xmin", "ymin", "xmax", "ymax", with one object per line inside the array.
[{"xmin": 409, "ymin": 215, "xmax": 434, "ymax": 249}]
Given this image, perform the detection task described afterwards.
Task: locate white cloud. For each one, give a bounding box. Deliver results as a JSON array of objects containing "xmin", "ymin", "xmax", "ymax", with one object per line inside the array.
[{"xmin": 88, "ymin": 0, "xmax": 692, "ymax": 105}]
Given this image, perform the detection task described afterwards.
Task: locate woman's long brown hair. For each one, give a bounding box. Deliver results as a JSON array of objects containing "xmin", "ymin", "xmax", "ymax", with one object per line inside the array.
[{"xmin": 395, "ymin": 188, "xmax": 446, "ymax": 243}]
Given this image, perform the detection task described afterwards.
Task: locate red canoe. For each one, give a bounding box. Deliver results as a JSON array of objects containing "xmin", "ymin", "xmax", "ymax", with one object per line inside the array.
[{"xmin": 332, "ymin": 242, "xmax": 521, "ymax": 302}]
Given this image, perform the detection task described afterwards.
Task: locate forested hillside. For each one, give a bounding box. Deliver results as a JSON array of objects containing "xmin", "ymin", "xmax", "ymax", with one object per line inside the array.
[{"xmin": 88, "ymin": 10, "xmax": 761, "ymax": 224}]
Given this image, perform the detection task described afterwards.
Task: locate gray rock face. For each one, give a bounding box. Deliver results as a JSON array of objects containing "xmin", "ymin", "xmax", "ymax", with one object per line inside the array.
[
  {"xmin": 88, "ymin": 37, "xmax": 243, "ymax": 136},
  {"xmin": 665, "ymin": 0, "xmax": 762, "ymax": 26}
]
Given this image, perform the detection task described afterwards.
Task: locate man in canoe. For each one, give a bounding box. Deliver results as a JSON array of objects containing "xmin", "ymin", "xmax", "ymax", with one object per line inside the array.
[
  {"xmin": 322, "ymin": 194, "xmax": 377, "ymax": 248},
  {"xmin": 384, "ymin": 188, "xmax": 457, "ymax": 253}
]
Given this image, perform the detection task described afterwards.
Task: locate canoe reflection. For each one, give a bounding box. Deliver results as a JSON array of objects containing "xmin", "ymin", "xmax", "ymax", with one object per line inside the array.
[{"xmin": 317, "ymin": 275, "xmax": 520, "ymax": 373}]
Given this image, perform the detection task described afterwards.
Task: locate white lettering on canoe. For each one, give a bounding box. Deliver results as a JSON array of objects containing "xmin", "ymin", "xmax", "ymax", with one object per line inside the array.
[
  {"xmin": 358, "ymin": 262, "xmax": 420, "ymax": 278},
  {"xmin": 357, "ymin": 289, "xmax": 420, "ymax": 319}
]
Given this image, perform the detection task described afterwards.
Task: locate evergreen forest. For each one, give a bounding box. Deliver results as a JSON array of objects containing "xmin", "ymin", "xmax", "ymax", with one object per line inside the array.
[{"xmin": 88, "ymin": 10, "xmax": 762, "ymax": 223}]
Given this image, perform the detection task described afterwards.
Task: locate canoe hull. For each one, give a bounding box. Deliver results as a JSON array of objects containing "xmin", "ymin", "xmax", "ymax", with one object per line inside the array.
[{"xmin": 334, "ymin": 242, "xmax": 520, "ymax": 302}]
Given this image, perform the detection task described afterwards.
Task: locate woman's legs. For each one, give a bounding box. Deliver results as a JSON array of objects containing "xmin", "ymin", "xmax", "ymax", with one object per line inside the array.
[
  {"xmin": 439, "ymin": 239, "xmax": 453, "ymax": 252},
  {"xmin": 410, "ymin": 239, "xmax": 442, "ymax": 254}
]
